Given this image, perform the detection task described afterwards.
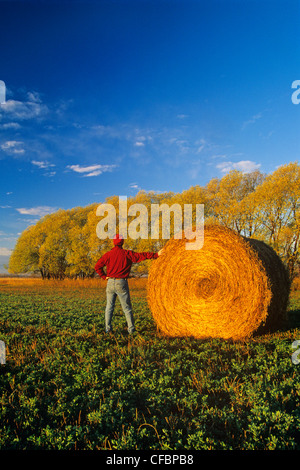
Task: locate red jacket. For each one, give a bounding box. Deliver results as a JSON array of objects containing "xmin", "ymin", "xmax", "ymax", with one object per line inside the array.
[{"xmin": 94, "ymin": 246, "xmax": 158, "ymax": 280}]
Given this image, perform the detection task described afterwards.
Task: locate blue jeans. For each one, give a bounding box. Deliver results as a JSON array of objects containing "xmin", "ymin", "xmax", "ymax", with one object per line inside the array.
[{"xmin": 105, "ymin": 278, "xmax": 135, "ymax": 333}]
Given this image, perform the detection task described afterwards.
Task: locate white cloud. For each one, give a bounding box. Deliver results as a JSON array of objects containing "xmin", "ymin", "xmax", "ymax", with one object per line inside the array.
[
  {"xmin": 1, "ymin": 140, "xmax": 25, "ymax": 154},
  {"xmin": 1, "ymin": 122, "xmax": 21, "ymax": 129},
  {"xmin": 67, "ymin": 164, "xmax": 117, "ymax": 177},
  {"xmin": 196, "ymin": 145, "xmax": 205, "ymax": 154},
  {"xmin": 0, "ymin": 96, "xmax": 48, "ymax": 120},
  {"xmin": 16, "ymin": 206, "xmax": 57, "ymax": 217},
  {"xmin": 129, "ymin": 182, "xmax": 141, "ymax": 190},
  {"xmin": 242, "ymin": 112, "xmax": 262, "ymax": 129},
  {"xmin": 31, "ymin": 160, "xmax": 56, "ymax": 178},
  {"xmin": 0, "ymin": 247, "xmax": 12, "ymax": 256},
  {"xmin": 31, "ymin": 160, "xmax": 55, "ymax": 169},
  {"xmin": 26, "ymin": 91, "xmax": 42, "ymax": 103},
  {"xmin": 134, "ymin": 141, "xmax": 145, "ymax": 147},
  {"xmin": 216, "ymin": 160, "xmax": 261, "ymax": 174},
  {"xmin": 1, "ymin": 141, "xmax": 19, "ymax": 149}
]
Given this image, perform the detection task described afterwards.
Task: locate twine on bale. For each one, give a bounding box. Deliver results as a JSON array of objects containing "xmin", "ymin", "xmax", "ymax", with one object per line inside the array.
[{"xmin": 147, "ymin": 224, "xmax": 290, "ymax": 341}]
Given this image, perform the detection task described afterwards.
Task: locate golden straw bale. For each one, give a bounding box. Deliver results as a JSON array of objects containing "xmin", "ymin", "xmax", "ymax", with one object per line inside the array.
[{"xmin": 147, "ymin": 224, "xmax": 290, "ymax": 340}]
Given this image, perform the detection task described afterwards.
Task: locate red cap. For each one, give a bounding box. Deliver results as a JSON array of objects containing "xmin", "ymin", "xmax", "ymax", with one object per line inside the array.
[{"xmin": 113, "ymin": 234, "xmax": 124, "ymax": 246}]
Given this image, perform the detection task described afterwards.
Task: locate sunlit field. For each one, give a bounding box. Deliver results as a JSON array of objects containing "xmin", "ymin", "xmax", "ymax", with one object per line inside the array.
[{"xmin": 0, "ymin": 277, "xmax": 299, "ymax": 450}]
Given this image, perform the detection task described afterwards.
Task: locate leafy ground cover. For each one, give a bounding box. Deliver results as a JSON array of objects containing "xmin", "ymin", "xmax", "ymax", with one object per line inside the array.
[{"xmin": 0, "ymin": 278, "xmax": 299, "ymax": 450}]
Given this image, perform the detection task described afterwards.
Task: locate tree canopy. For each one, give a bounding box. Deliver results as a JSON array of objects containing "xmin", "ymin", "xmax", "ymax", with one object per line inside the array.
[{"xmin": 9, "ymin": 161, "xmax": 300, "ymax": 279}]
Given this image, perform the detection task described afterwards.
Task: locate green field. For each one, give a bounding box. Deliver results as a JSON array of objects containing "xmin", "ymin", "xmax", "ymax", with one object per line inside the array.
[{"xmin": 0, "ymin": 278, "xmax": 299, "ymax": 450}]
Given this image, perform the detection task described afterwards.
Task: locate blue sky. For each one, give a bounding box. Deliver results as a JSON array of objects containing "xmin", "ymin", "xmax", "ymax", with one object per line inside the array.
[{"xmin": 0, "ymin": 0, "xmax": 299, "ymax": 270}]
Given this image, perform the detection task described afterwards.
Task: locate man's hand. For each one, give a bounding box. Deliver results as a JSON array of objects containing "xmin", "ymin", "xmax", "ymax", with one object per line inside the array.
[
  {"xmin": 106, "ymin": 276, "xmax": 110, "ymax": 280},
  {"xmin": 158, "ymin": 248, "xmax": 164, "ymax": 256}
]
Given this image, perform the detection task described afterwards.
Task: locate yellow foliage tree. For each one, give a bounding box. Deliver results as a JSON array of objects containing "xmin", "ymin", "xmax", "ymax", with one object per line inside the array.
[
  {"xmin": 249, "ymin": 162, "xmax": 300, "ymax": 278},
  {"xmin": 8, "ymin": 162, "xmax": 300, "ymax": 279}
]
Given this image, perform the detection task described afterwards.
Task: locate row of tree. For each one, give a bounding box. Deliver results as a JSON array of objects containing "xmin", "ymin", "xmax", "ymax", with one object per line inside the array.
[{"xmin": 8, "ymin": 161, "xmax": 300, "ymax": 279}]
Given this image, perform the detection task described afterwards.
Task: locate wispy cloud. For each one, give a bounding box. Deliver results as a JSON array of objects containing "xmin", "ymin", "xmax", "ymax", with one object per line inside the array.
[
  {"xmin": 66, "ymin": 163, "xmax": 117, "ymax": 177},
  {"xmin": 16, "ymin": 206, "xmax": 57, "ymax": 217},
  {"xmin": 0, "ymin": 247, "xmax": 12, "ymax": 256},
  {"xmin": 26, "ymin": 91, "xmax": 42, "ymax": 103},
  {"xmin": 0, "ymin": 122, "xmax": 21, "ymax": 130},
  {"xmin": 242, "ymin": 112, "xmax": 262, "ymax": 130},
  {"xmin": 92, "ymin": 124, "xmax": 153, "ymax": 147},
  {"xmin": 0, "ymin": 97, "xmax": 48, "ymax": 121},
  {"xmin": 31, "ymin": 160, "xmax": 56, "ymax": 177},
  {"xmin": 129, "ymin": 182, "xmax": 141, "ymax": 190},
  {"xmin": 31, "ymin": 160, "xmax": 54, "ymax": 169},
  {"xmin": 91, "ymin": 124, "xmax": 122, "ymax": 138},
  {"xmin": 216, "ymin": 160, "xmax": 261, "ymax": 174},
  {"xmin": 187, "ymin": 160, "xmax": 203, "ymax": 180},
  {"xmin": 1, "ymin": 140, "xmax": 25, "ymax": 155}
]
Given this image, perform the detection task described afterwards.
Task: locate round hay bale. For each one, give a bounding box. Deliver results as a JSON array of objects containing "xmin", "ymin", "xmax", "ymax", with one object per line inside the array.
[{"xmin": 147, "ymin": 224, "xmax": 290, "ymax": 340}]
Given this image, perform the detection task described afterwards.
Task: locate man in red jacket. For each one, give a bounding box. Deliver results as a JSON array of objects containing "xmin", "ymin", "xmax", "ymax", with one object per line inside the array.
[{"xmin": 95, "ymin": 234, "xmax": 162, "ymax": 335}]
